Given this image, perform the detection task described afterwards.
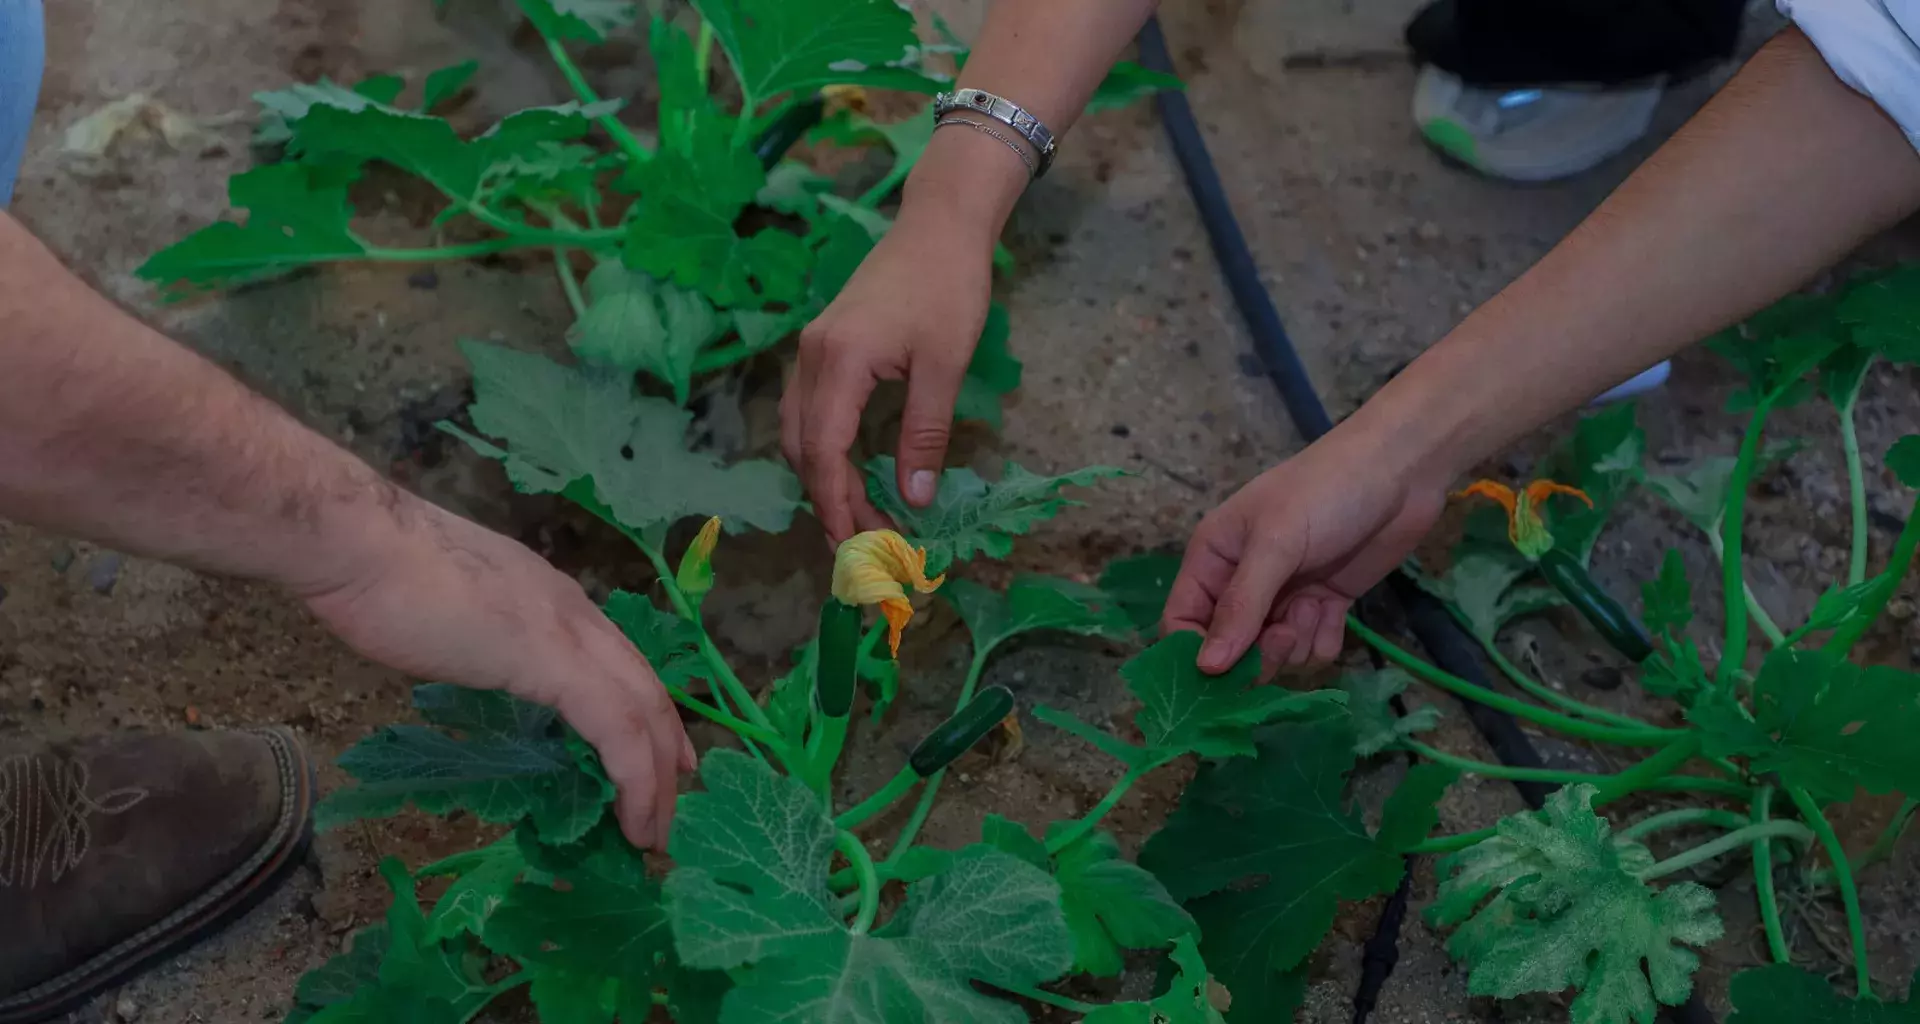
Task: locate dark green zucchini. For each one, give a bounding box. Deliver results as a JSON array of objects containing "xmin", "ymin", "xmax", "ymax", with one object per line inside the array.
[
  {"xmin": 910, "ymin": 686, "xmax": 1016, "ymax": 777},
  {"xmin": 753, "ymin": 95, "xmax": 826, "ymax": 169},
  {"xmin": 1537, "ymin": 548, "xmax": 1654, "ymax": 662},
  {"xmin": 815, "ymin": 599, "xmax": 863, "ymax": 718}
]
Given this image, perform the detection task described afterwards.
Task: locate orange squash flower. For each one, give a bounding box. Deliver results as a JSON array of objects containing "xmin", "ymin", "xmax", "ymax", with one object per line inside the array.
[
  {"xmin": 831, "ymin": 530, "xmax": 945, "ymax": 656},
  {"xmin": 1455, "ymin": 479, "xmax": 1592, "ymax": 559}
]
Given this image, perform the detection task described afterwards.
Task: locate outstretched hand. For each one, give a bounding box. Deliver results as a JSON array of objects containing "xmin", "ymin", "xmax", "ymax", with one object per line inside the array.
[
  {"xmin": 301, "ymin": 498, "xmax": 695, "ymax": 851},
  {"xmin": 1164, "ymin": 427, "xmax": 1449, "ymax": 676}
]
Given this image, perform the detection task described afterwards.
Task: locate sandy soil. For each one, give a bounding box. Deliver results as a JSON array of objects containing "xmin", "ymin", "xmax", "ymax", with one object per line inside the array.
[{"xmin": 5, "ymin": 0, "xmax": 1920, "ymax": 1021}]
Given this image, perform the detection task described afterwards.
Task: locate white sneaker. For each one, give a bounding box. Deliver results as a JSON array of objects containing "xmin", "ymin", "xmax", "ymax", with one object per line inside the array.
[{"xmin": 1411, "ymin": 65, "xmax": 1663, "ymax": 183}]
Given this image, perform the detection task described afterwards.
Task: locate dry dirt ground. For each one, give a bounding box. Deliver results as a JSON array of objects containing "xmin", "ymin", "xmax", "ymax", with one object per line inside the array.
[{"xmin": 5, "ymin": 0, "xmax": 1920, "ymax": 1021}]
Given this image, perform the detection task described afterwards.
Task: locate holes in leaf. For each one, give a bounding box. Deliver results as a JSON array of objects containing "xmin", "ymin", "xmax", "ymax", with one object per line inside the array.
[{"xmin": 620, "ymin": 444, "xmax": 635, "ymax": 460}]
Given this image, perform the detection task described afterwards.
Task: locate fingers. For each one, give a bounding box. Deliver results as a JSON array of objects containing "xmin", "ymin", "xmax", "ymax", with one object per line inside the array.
[
  {"xmin": 1163, "ymin": 529, "xmax": 1237, "ymax": 637},
  {"xmin": 895, "ymin": 355, "xmax": 966, "ymax": 507},
  {"xmin": 1197, "ymin": 530, "xmax": 1305, "ymax": 674},
  {"xmin": 1310, "ymin": 593, "xmax": 1349, "ymax": 661},
  {"xmin": 797, "ymin": 345, "xmax": 879, "ymax": 545}
]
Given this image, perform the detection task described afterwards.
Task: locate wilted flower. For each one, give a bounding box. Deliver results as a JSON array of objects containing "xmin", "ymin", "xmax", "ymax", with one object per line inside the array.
[
  {"xmin": 831, "ymin": 530, "xmax": 944, "ymax": 656},
  {"xmin": 1455, "ymin": 479, "xmax": 1592, "ymax": 560}
]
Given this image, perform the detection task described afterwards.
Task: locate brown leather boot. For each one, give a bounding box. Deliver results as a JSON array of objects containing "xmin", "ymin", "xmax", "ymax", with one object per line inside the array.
[{"xmin": 0, "ymin": 728, "xmax": 314, "ymax": 1022}]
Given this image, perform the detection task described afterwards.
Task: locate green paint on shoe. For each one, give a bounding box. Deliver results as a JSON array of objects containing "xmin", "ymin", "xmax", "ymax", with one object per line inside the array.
[{"xmin": 1421, "ymin": 118, "xmax": 1480, "ymax": 167}]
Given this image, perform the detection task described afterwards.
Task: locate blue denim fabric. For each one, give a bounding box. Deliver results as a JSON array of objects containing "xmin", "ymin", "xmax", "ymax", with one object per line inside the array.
[{"xmin": 0, "ymin": 0, "xmax": 45, "ymax": 207}]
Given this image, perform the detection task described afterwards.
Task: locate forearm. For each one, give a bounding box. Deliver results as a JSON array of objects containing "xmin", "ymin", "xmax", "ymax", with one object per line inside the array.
[
  {"xmin": 1362, "ymin": 30, "xmax": 1920, "ymax": 483},
  {"xmin": 0, "ymin": 211, "xmax": 408, "ymax": 595},
  {"xmin": 898, "ymin": 0, "xmax": 1158, "ymax": 246}
]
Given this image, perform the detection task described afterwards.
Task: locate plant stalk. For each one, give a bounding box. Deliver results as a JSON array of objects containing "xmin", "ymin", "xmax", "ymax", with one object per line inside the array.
[
  {"xmin": 1457, "ymin": 618, "xmax": 1655, "ymax": 729},
  {"xmin": 1826, "ymin": 496, "xmax": 1920, "ymax": 657},
  {"xmin": 1842, "ymin": 396, "xmax": 1871, "ymax": 586},
  {"xmin": 1593, "ymin": 737, "xmax": 1704, "ymax": 805},
  {"xmin": 1717, "ymin": 399, "xmax": 1774, "ymax": 687},
  {"xmin": 1616, "ymin": 807, "xmax": 1752, "ymax": 842},
  {"xmin": 837, "ymin": 766, "xmax": 921, "ymax": 830},
  {"xmin": 1408, "ymin": 825, "xmax": 1498, "ymax": 856},
  {"xmin": 1752, "ymin": 785, "xmax": 1792, "ymax": 964},
  {"xmin": 638, "ymin": 540, "xmax": 778, "ymax": 736},
  {"xmin": 1789, "ymin": 787, "xmax": 1874, "ymax": 998},
  {"xmin": 878, "ymin": 646, "xmax": 993, "ymax": 872},
  {"xmin": 1640, "ymin": 821, "xmax": 1813, "ymax": 880},
  {"xmin": 1348, "ymin": 617, "xmax": 1687, "ymax": 747},
  {"xmin": 991, "ymin": 983, "xmax": 1100, "ymax": 1015},
  {"xmin": 1405, "ymin": 742, "xmax": 1748, "ymax": 799},
  {"xmin": 836, "ymin": 830, "xmax": 880, "ymax": 935},
  {"xmin": 664, "ymin": 684, "xmax": 784, "ymax": 749},
  {"xmin": 1707, "ymin": 517, "xmax": 1787, "ymax": 647},
  {"xmin": 543, "ymin": 37, "xmax": 652, "ymax": 166},
  {"xmin": 1044, "ymin": 762, "xmax": 1157, "ymax": 856},
  {"xmin": 554, "ymin": 248, "xmax": 586, "ymax": 318}
]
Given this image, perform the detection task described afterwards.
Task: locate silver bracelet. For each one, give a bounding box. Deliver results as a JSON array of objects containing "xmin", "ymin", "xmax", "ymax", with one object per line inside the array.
[
  {"xmin": 933, "ymin": 88, "xmax": 1057, "ymax": 177},
  {"xmin": 933, "ymin": 116, "xmax": 1037, "ymax": 179}
]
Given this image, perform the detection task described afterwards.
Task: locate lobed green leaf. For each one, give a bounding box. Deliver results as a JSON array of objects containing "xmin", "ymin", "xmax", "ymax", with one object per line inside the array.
[{"xmin": 865, "ymin": 457, "xmax": 1123, "ymax": 573}]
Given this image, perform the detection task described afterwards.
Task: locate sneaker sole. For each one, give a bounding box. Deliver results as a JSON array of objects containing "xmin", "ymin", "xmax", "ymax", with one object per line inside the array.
[{"xmin": 0, "ymin": 728, "xmax": 316, "ymax": 1024}]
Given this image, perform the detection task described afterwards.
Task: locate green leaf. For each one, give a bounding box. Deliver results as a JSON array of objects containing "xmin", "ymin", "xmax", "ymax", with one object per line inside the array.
[
  {"xmin": 651, "ymin": 17, "xmax": 718, "ymax": 157},
  {"xmin": 138, "ymin": 164, "xmax": 368, "ymax": 297},
  {"xmin": 1081, "ymin": 935, "xmax": 1226, "ymax": 1024},
  {"xmin": 1890, "ymin": 434, "xmax": 1920, "ymax": 488},
  {"xmin": 289, "ymin": 104, "xmax": 479, "ymax": 196},
  {"xmin": 447, "ymin": 340, "xmax": 802, "ymax": 533},
  {"xmin": 1803, "ymin": 578, "xmax": 1884, "ymax": 635},
  {"xmin": 810, "ymin": 213, "xmax": 878, "ymax": 304},
  {"xmin": 1099, "ymin": 549, "xmax": 1182, "ymax": 634},
  {"xmin": 1338, "ymin": 667, "xmax": 1440, "ymax": 757},
  {"xmin": 1031, "ymin": 705, "xmax": 1150, "ymax": 766},
  {"xmin": 516, "ymin": 0, "xmax": 638, "ymax": 43},
  {"xmin": 1087, "ymin": 62, "xmax": 1185, "ymax": 113},
  {"xmin": 253, "ymin": 79, "xmax": 385, "ymax": 147},
  {"xmin": 691, "ymin": 0, "xmax": 921, "ymax": 104},
  {"xmin": 954, "ymin": 302, "xmax": 1022, "ymax": 428},
  {"xmin": 487, "ymin": 824, "xmax": 674, "ymax": 994},
  {"xmin": 663, "ymin": 750, "xmax": 1074, "ymax": 1023},
  {"xmin": 1047, "ymin": 826, "xmax": 1197, "ymax": 977},
  {"xmin": 1541, "ymin": 404, "xmax": 1645, "ymax": 561},
  {"xmin": 1124, "ymin": 631, "xmax": 1344, "ymax": 760},
  {"xmin": 1727, "ymin": 963, "xmax": 1920, "ymax": 1023},
  {"xmin": 423, "ymin": 839, "xmax": 524, "ymax": 943},
  {"xmin": 1639, "ymin": 638, "xmax": 1708, "ymax": 702},
  {"xmin": 603, "ymin": 589, "xmax": 705, "ymax": 689},
  {"xmin": 943, "ymin": 574, "xmax": 1134, "ymax": 656},
  {"xmin": 527, "ymin": 971, "xmax": 617, "ymax": 1024},
  {"xmin": 316, "ymin": 684, "xmax": 613, "ymax": 844},
  {"xmin": 756, "ymin": 160, "xmax": 832, "ymax": 218},
  {"xmin": 865, "ymin": 458, "xmax": 1124, "ymax": 573},
  {"xmin": 423, "ymin": 60, "xmax": 479, "ymax": 111},
  {"xmin": 285, "ymin": 925, "xmax": 389, "ymax": 1023},
  {"xmin": 1416, "ymin": 550, "xmax": 1562, "ymax": 641},
  {"xmin": 1642, "ymin": 549, "xmax": 1693, "ymax": 634},
  {"xmin": 1139, "ymin": 716, "xmax": 1448, "ymax": 1023},
  {"xmin": 1642, "ymin": 440, "xmax": 1799, "ymax": 532},
  {"xmin": 308, "ymin": 860, "xmax": 495, "ymax": 1024},
  {"xmin": 1820, "ymin": 343, "xmax": 1875, "ymax": 407},
  {"xmin": 569, "ymin": 261, "xmax": 727, "ymax": 403},
  {"xmin": 1690, "ymin": 647, "xmax": 1920, "ymax": 802},
  {"xmin": 1839, "ymin": 265, "xmax": 1920, "ymax": 364},
  {"xmin": 1428, "ymin": 785, "xmax": 1722, "ymax": 1024}
]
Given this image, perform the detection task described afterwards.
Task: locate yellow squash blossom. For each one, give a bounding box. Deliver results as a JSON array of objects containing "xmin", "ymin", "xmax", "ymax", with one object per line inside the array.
[
  {"xmin": 1456, "ymin": 479, "xmax": 1592, "ymax": 560},
  {"xmin": 832, "ymin": 530, "xmax": 945, "ymax": 656}
]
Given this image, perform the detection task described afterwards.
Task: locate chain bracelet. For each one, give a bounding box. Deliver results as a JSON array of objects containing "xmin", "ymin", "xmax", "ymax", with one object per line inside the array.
[{"xmin": 933, "ymin": 116, "xmax": 1037, "ymax": 179}]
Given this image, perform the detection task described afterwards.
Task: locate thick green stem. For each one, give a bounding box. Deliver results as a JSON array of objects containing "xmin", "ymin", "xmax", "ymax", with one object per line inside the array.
[
  {"xmin": 1790, "ymin": 787, "xmax": 1874, "ymax": 999},
  {"xmin": 808, "ymin": 713, "xmax": 851, "ymax": 799},
  {"xmin": 992, "ymin": 983, "xmax": 1100, "ymax": 1015},
  {"xmin": 1842, "ymin": 400, "xmax": 1871, "ymax": 587},
  {"xmin": 1640, "ymin": 821, "xmax": 1814, "ymax": 880},
  {"xmin": 694, "ymin": 19, "xmax": 715, "ymax": 83},
  {"xmin": 1718, "ymin": 400, "xmax": 1774, "ymax": 687},
  {"xmin": 691, "ymin": 317, "xmax": 800, "ymax": 374},
  {"xmin": 1808, "ymin": 797, "xmax": 1919, "ymax": 888},
  {"xmin": 360, "ymin": 238, "xmax": 557, "ymax": 263},
  {"xmin": 878, "ymin": 647, "xmax": 993, "ymax": 873},
  {"xmin": 1707, "ymin": 518, "xmax": 1787, "ymax": 647},
  {"xmin": 634, "ymin": 540, "xmax": 778, "ymax": 740},
  {"xmin": 1752, "ymin": 785, "xmax": 1792, "ymax": 964},
  {"xmin": 837, "ymin": 768, "xmax": 921, "ymax": 831},
  {"xmin": 1826, "ymin": 497, "xmax": 1920, "ymax": 658},
  {"xmin": 665, "ymin": 684, "xmax": 783, "ymax": 748},
  {"xmin": 1348, "ymin": 617, "xmax": 1687, "ymax": 747},
  {"xmin": 543, "ymin": 37, "xmax": 652, "ymax": 165},
  {"xmin": 554, "ymin": 249, "xmax": 586, "ymax": 318},
  {"xmin": 1460, "ymin": 619, "xmax": 1654, "ymax": 729},
  {"xmin": 1409, "ymin": 825, "xmax": 1498, "ymax": 855},
  {"xmin": 836, "ymin": 830, "xmax": 880, "ymax": 935},
  {"xmin": 1044, "ymin": 762, "xmax": 1158, "ymax": 856},
  {"xmin": 1616, "ymin": 807, "xmax": 1751, "ymax": 842},
  {"xmin": 1593, "ymin": 737, "xmax": 1704, "ymax": 805},
  {"xmin": 1405, "ymin": 741, "xmax": 1747, "ymax": 798}
]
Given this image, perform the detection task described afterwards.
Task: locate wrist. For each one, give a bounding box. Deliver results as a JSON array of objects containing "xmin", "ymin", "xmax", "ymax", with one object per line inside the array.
[
  {"xmin": 275, "ymin": 471, "xmax": 422, "ymax": 601},
  {"xmin": 897, "ymin": 126, "xmax": 1028, "ymax": 250}
]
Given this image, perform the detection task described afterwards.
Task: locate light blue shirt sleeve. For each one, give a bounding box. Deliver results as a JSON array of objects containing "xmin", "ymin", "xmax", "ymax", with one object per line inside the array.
[
  {"xmin": 0, "ymin": 0, "xmax": 45, "ymax": 207},
  {"xmin": 1778, "ymin": 0, "xmax": 1920, "ymax": 152}
]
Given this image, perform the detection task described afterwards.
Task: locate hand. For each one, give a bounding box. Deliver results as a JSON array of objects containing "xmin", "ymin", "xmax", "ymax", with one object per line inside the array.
[
  {"xmin": 299, "ymin": 497, "xmax": 694, "ymax": 851},
  {"xmin": 782, "ymin": 200, "xmax": 995, "ymax": 543},
  {"xmin": 1164, "ymin": 423, "xmax": 1451, "ymax": 676}
]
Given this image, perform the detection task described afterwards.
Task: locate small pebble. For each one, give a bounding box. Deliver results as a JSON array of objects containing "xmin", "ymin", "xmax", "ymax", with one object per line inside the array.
[
  {"xmin": 49, "ymin": 544, "xmax": 74, "ymax": 573},
  {"xmin": 1579, "ymin": 666, "xmax": 1624, "ymax": 691},
  {"xmin": 1417, "ymin": 220, "xmax": 1443, "ymax": 241},
  {"xmin": 1110, "ymin": 424, "xmax": 1131, "ymax": 438},
  {"xmin": 406, "ymin": 269, "xmax": 439, "ymax": 290},
  {"xmin": 86, "ymin": 553, "xmax": 125, "ymax": 596},
  {"xmin": 115, "ymin": 995, "xmax": 139, "ymax": 1021}
]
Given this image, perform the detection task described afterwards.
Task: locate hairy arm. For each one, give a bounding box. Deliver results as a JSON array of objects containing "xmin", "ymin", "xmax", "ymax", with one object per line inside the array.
[
  {"xmin": 0, "ymin": 211, "xmax": 692, "ymax": 849},
  {"xmin": 1363, "ymin": 28, "xmax": 1920, "ymax": 482}
]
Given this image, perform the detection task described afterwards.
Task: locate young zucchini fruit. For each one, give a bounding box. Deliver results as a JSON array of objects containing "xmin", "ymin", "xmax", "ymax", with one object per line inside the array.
[
  {"xmin": 910, "ymin": 686, "xmax": 1016, "ymax": 777},
  {"xmin": 816, "ymin": 599, "xmax": 863, "ymax": 718},
  {"xmin": 1536, "ymin": 548, "xmax": 1654, "ymax": 662},
  {"xmin": 753, "ymin": 95, "xmax": 826, "ymax": 169}
]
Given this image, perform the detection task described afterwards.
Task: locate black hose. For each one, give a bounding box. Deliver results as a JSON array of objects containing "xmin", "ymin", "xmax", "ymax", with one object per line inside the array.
[{"xmin": 1134, "ymin": 16, "xmax": 1714, "ymax": 1024}]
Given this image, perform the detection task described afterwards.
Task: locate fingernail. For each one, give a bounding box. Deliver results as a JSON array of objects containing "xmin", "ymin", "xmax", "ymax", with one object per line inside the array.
[
  {"xmin": 1199, "ymin": 639, "xmax": 1230, "ymax": 669},
  {"xmin": 907, "ymin": 470, "xmax": 936, "ymax": 505}
]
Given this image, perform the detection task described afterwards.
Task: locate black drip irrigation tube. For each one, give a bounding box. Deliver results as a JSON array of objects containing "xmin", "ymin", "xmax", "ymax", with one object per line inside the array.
[{"xmin": 1132, "ymin": 17, "xmax": 1716, "ymax": 1024}]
